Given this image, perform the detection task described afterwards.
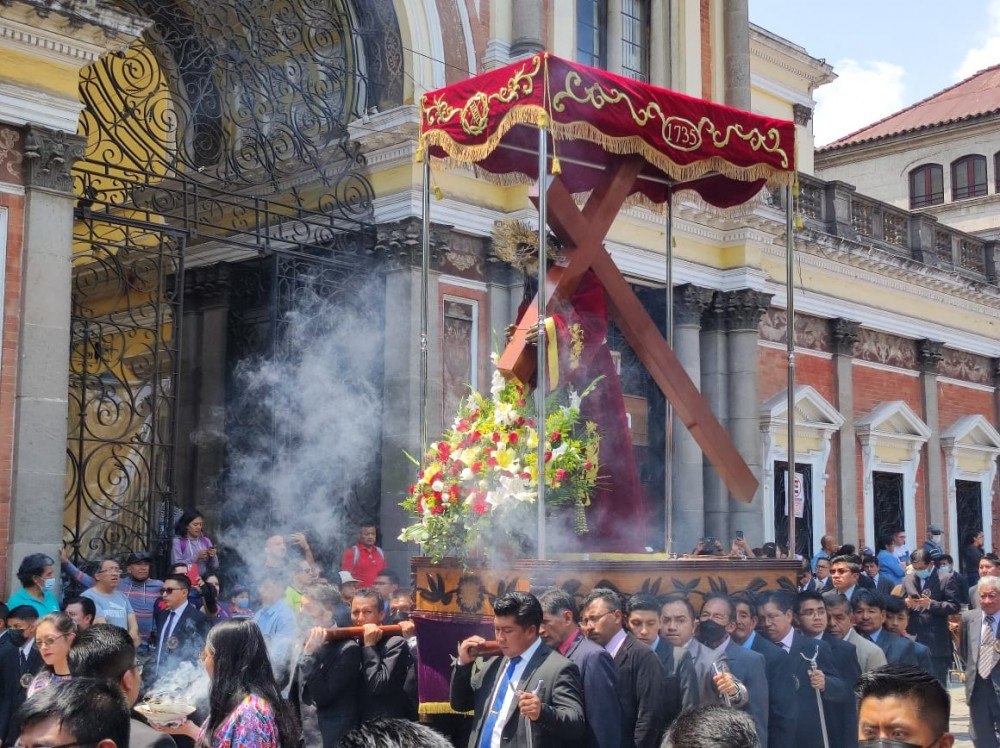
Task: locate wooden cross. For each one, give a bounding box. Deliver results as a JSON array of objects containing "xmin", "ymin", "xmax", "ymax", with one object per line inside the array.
[{"xmin": 498, "ymin": 156, "xmax": 758, "ymax": 502}]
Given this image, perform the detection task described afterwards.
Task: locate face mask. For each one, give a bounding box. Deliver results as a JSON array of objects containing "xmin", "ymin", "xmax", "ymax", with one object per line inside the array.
[
  {"xmin": 236, "ymin": 598, "xmax": 250, "ymax": 609},
  {"xmin": 931, "ymin": 534, "xmax": 943, "ymax": 543},
  {"xmin": 42, "ymin": 578, "xmax": 55, "ymax": 592},
  {"xmin": 696, "ymin": 620, "xmax": 728, "ymax": 648},
  {"xmin": 7, "ymin": 629, "xmax": 26, "ymax": 647},
  {"xmin": 915, "ymin": 568, "xmax": 932, "ymax": 580},
  {"xmin": 858, "ymin": 740, "xmax": 924, "ymax": 748},
  {"xmin": 939, "ymin": 565, "xmax": 952, "ymax": 574}
]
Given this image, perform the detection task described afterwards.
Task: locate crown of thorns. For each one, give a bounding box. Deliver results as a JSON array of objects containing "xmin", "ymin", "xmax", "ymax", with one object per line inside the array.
[{"xmin": 491, "ymin": 219, "xmax": 564, "ymax": 269}]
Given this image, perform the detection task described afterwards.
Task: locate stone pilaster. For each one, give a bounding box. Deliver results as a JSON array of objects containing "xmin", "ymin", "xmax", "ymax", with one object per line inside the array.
[
  {"xmin": 724, "ymin": 289, "xmax": 772, "ymax": 545},
  {"xmin": 722, "ymin": 0, "xmax": 750, "ymax": 110},
  {"xmin": 700, "ymin": 293, "xmax": 729, "ymax": 542},
  {"xmin": 11, "ymin": 125, "xmax": 86, "ymax": 583},
  {"xmin": 670, "ymin": 285, "xmax": 712, "ymax": 548},
  {"xmin": 510, "ymin": 0, "xmax": 544, "ymax": 57},
  {"xmin": 918, "ymin": 339, "xmax": 945, "ymax": 536},
  {"xmin": 830, "ymin": 318, "xmax": 860, "ymax": 543}
]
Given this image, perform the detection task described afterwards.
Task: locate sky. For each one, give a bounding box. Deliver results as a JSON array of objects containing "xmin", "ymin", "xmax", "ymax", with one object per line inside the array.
[{"xmin": 749, "ymin": 1, "xmax": 1000, "ymax": 145}]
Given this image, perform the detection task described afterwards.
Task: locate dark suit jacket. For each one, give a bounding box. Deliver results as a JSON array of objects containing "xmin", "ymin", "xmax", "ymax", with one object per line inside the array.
[
  {"xmin": 450, "ymin": 641, "xmax": 585, "ymax": 748},
  {"xmin": 150, "ymin": 604, "xmax": 210, "ymax": 683},
  {"xmin": 870, "ymin": 575, "xmax": 895, "ymax": 595},
  {"xmin": 822, "ymin": 632, "xmax": 861, "ymax": 748},
  {"xmin": 359, "ymin": 635, "xmax": 412, "ymax": 721},
  {"xmin": 871, "ymin": 628, "xmax": 919, "ymax": 666},
  {"xmin": 291, "ymin": 638, "xmax": 361, "ymax": 748},
  {"xmin": 653, "ymin": 637, "xmax": 698, "ymax": 729},
  {"xmin": 564, "ymin": 631, "xmax": 621, "ymax": 748},
  {"xmin": 901, "ymin": 571, "xmax": 960, "ymax": 658},
  {"xmin": 961, "ymin": 609, "xmax": 1000, "ymax": 704},
  {"xmin": 749, "ymin": 633, "xmax": 796, "ymax": 748},
  {"xmin": 613, "ymin": 633, "xmax": 666, "ymax": 748},
  {"xmin": 787, "ymin": 633, "xmax": 852, "ymax": 748},
  {"xmin": 0, "ymin": 639, "xmax": 42, "ymax": 744},
  {"xmin": 724, "ymin": 641, "xmax": 769, "ymax": 747}
]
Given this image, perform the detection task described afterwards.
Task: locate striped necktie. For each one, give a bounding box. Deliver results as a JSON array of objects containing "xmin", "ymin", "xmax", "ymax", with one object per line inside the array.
[{"xmin": 979, "ymin": 615, "xmax": 997, "ymax": 679}]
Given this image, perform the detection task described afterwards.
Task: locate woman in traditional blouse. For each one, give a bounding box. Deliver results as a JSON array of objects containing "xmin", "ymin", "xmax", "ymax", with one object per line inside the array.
[
  {"xmin": 162, "ymin": 619, "xmax": 300, "ymax": 748},
  {"xmin": 171, "ymin": 509, "xmax": 219, "ymax": 578},
  {"xmin": 27, "ymin": 612, "xmax": 77, "ymax": 696},
  {"xmin": 6, "ymin": 553, "xmax": 60, "ymax": 616}
]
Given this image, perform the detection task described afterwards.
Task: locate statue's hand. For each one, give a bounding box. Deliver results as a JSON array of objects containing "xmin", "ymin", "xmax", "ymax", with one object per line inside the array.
[
  {"xmin": 504, "ymin": 323, "xmax": 517, "ymax": 343},
  {"xmin": 525, "ymin": 319, "xmax": 547, "ymax": 345}
]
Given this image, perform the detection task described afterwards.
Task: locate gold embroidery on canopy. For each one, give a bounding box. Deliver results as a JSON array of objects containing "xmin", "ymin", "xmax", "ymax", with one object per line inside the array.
[{"xmin": 569, "ymin": 324, "xmax": 584, "ymax": 370}]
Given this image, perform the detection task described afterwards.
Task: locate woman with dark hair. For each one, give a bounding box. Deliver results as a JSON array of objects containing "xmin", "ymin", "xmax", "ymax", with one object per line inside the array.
[
  {"xmin": 27, "ymin": 611, "xmax": 78, "ymax": 696},
  {"xmin": 200, "ymin": 574, "xmax": 230, "ymax": 624},
  {"xmin": 172, "ymin": 509, "xmax": 219, "ymax": 578},
  {"xmin": 160, "ymin": 619, "xmax": 300, "ymax": 747},
  {"xmin": 7, "ymin": 553, "xmax": 59, "ymax": 615}
]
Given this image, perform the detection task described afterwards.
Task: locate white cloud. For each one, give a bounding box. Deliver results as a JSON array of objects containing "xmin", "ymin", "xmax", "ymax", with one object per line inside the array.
[
  {"xmin": 955, "ymin": 0, "xmax": 1000, "ymax": 80},
  {"xmin": 813, "ymin": 59, "xmax": 907, "ymax": 146}
]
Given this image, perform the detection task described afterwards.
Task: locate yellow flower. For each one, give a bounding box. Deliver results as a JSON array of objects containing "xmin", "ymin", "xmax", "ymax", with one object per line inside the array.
[{"xmin": 494, "ymin": 446, "xmax": 517, "ymax": 470}]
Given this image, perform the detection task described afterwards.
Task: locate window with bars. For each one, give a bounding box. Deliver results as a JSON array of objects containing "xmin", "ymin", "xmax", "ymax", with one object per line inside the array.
[
  {"xmin": 577, "ymin": 0, "xmax": 606, "ymax": 69},
  {"xmin": 908, "ymin": 164, "xmax": 943, "ymax": 208},
  {"xmin": 951, "ymin": 154, "xmax": 987, "ymax": 200},
  {"xmin": 621, "ymin": 0, "xmax": 650, "ymax": 82}
]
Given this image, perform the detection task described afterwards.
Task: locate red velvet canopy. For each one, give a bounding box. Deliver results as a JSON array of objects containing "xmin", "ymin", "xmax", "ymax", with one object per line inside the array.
[{"xmin": 418, "ymin": 54, "xmax": 796, "ymax": 208}]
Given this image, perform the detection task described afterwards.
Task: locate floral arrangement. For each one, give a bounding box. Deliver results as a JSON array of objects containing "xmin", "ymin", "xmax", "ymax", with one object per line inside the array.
[{"xmin": 400, "ymin": 363, "xmax": 601, "ymax": 563}]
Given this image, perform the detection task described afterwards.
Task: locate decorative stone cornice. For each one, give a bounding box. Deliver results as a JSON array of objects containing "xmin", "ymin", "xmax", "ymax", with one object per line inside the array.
[
  {"xmin": 722, "ymin": 289, "xmax": 773, "ymax": 333},
  {"xmin": 916, "ymin": 339, "xmax": 944, "ymax": 374},
  {"xmin": 22, "ymin": 124, "xmax": 84, "ymax": 194},
  {"xmin": 183, "ymin": 263, "xmax": 232, "ymax": 308},
  {"xmin": 673, "ymin": 284, "xmax": 713, "ymax": 327},
  {"xmin": 829, "ymin": 318, "xmax": 861, "ymax": 356},
  {"xmin": 372, "ymin": 217, "xmax": 452, "ymax": 271},
  {"xmin": 701, "ymin": 292, "xmax": 726, "ymax": 333}
]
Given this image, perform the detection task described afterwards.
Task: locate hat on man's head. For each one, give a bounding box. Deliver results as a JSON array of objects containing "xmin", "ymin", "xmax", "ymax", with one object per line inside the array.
[
  {"xmin": 928, "ymin": 524, "xmax": 943, "ymax": 535},
  {"xmin": 338, "ymin": 570, "xmax": 361, "ymax": 585},
  {"xmin": 125, "ymin": 551, "xmax": 153, "ymax": 565}
]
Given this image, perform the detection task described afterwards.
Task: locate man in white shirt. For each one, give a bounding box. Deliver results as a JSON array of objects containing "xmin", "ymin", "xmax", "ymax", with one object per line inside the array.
[{"xmin": 81, "ymin": 559, "xmax": 139, "ymax": 646}]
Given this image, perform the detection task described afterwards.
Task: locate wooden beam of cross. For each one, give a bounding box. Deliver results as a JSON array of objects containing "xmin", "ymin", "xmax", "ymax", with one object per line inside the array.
[{"xmin": 497, "ymin": 156, "xmax": 759, "ymax": 502}]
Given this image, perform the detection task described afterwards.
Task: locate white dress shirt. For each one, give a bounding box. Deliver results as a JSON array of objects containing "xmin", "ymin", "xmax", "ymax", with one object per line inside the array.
[
  {"xmin": 605, "ymin": 628, "xmax": 628, "ymax": 659},
  {"xmin": 487, "ymin": 636, "xmax": 543, "ymax": 748}
]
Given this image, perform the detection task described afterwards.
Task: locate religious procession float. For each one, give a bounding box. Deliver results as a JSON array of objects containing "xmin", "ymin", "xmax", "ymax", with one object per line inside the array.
[{"xmin": 400, "ymin": 53, "xmax": 801, "ymax": 714}]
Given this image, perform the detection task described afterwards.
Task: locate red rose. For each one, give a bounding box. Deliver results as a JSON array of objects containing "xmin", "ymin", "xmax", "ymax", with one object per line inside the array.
[
  {"xmin": 487, "ymin": 456, "xmax": 498, "ymax": 468},
  {"xmin": 518, "ymin": 399, "xmax": 526, "ymax": 407},
  {"xmin": 472, "ymin": 461, "xmax": 482, "ymax": 473},
  {"xmin": 555, "ymin": 468, "xmax": 567, "ymax": 482},
  {"xmin": 492, "ymin": 431, "xmax": 501, "ymax": 442},
  {"xmin": 471, "ymin": 430, "xmax": 482, "ymax": 442},
  {"xmin": 551, "ymin": 431, "xmax": 561, "ymax": 442},
  {"xmin": 457, "ymin": 419, "xmax": 469, "ymax": 432},
  {"xmin": 544, "ymin": 451, "xmax": 552, "ymax": 462},
  {"xmin": 450, "ymin": 463, "xmax": 461, "ymax": 476},
  {"xmin": 508, "ymin": 433, "xmax": 519, "ymax": 444},
  {"xmin": 431, "ymin": 504, "xmax": 444, "ymax": 514},
  {"xmin": 584, "ymin": 461, "xmax": 593, "ymax": 470},
  {"xmin": 517, "ymin": 417, "xmax": 525, "ymax": 427},
  {"xmin": 408, "ymin": 484, "xmax": 415, "ymax": 494}
]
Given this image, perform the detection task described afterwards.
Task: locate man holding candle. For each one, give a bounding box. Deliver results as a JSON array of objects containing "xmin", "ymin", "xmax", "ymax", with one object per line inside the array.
[{"xmin": 352, "ymin": 587, "xmax": 413, "ymax": 722}]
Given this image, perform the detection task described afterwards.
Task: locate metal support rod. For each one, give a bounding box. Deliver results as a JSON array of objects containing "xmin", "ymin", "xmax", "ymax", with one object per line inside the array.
[
  {"xmin": 785, "ymin": 185, "xmax": 796, "ymax": 557},
  {"xmin": 664, "ymin": 191, "xmax": 674, "ymax": 554},
  {"xmin": 536, "ymin": 125, "xmax": 549, "ymax": 561},
  {"xmin": 420, "ymin": 157, "xmax": 431, "ymax": 464}
]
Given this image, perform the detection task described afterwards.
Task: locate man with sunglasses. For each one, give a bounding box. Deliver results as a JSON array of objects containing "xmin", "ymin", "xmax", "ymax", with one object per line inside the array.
[
  {"xmin": 12, "ymin": 677, "xmax": 130, "ymax": 748},
  {"xmin": 69, "ymin": 623, "xmax": 176, "ymax": 748},
  {"xmin": 856, "ymin": 664, "xmax": 954, "ymax": 747},
  {"xmin": 148, "ymin": 574, "xmax": 209, "ymax": 687}
]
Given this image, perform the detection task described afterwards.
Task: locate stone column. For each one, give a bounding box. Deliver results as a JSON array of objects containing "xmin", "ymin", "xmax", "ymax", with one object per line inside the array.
[
  {"xmin": 510, "ymin": 0, "xmax": 544, "ymax": 57},
  {"xmin": 724, "ymin": 289, "xmax": 772, "ymax": 545},
  {"xmin": 700, "ymin": 293, "xmax": 728, "ymax": 540},
  {"xmin": 722, "ymin": 0, "xmax": 750, "ymax": 110},
  {"xmin": 650, "ymin": 0, "xmax": 672, "ymax": 88},
  {"xmin": 671, "ymin": 285, "xmax": 712, "ymax": 545},
  {"xmin": 918, "ymin": 339, "xmax": 945, "ymax": 533},
  {"xmin": 830, "ymin": 318, "xmax": 860, "ymax": 543},
  {"xmin": 10, "ymin": 126, "xmax": 85, "ymax": 584},
  {"xmin": 607, "ymin": 0, "xmax": 624, "ymax": 74}
]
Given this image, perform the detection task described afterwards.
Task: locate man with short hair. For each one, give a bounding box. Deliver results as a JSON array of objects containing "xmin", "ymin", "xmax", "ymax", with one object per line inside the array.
[
  {"xmin": 661, "ymin": 705, "xmax": 761, "ymax": 748},
  {"xmin": 829, "ymin": 555, "xmax": 864, "ymax": 601},
  {"xmin": 823, "ymin": 591, "xmax": 886, "ymax": 674},
  {"xmin": 856, "ymin": 664, "xmax": 954, "ymax": 747},
  {"xmin": 625, "ymin": 593, "xmax": 697, "ymax": 730},
  {"xmin": 254, "ymin": 570, "xmax": 298, "ymax": 684},
  {"xmin": 893, "ymin": 530, "xmax": 912, "ymax": 566},
  {"xmin": 813, "ymin": 557, "xmax": 833, "ymax": 592},
  {"xmin": 82, "ymin": 558, "xmax": 141, "ymax": 647},
  {"xmin": 861, "ymin": 555, "xmax": 894, "ymax": 595},
  {"xmin": 335, "ymin": 571, "xmax": 359, "ymax": 626},
  {"xmin": 851, "ymin": 590, "xmax": 918, "ymax": 666},
  {"xmin": 63, "ymin": 596, "xmax": 96, "ymax": 631},
  {"xmin": 341, "ymin": 523, "xmax": 386, "ymax": 588},
  {"xmin": 388, "ymin": 590, "xmax": 413, "ymax": 624},
  {"xmin": 352, "ymin": 587, "xmax": 413, "ymax": 721},
  {"xmin": 729, "ymin": 596, "xmax": 794, "ymax": 748},
  {"xmin": 286, "ymin": 560, "xmax": 318, "ymax": 613},
  {"xmin": 264, "ymin": 534, "xmax": 289, "ymax": 568},
  {"xmin": 68, "ymin": 623, "xmax": 176, "ymax": 748},
  {"xmin": 969, "ymin": 552, "xmax": 1000, "ymax": 609},
  {"xmin": 452, "ymin": 591, "xmax": 585, "ymax": 748},
  {"xmin": 883, "ymin": 597, "xmax": 934, "ymax": 674},
  {"xmin": 374, "ymin": 570, "xmax": 401, "ymax": 614},
  {"xmin": 539, "ymin": 589, "xmax": 621, "ymax": 748},
  {"xmin": 0, "ymin": 605, "xmax": 42, "ymax": 745},
  {"xmin": 900, "ymin": 548, "xmax": 959, "ymax": 685},
  {"xmin": 961, "ymin": 574, "xmax": 1000, "ymax": 746},
  {"xmin": 13, "ymin": 677, "xmax": 130, "ymax": 748},
  {"xmin": 812, "ymin": 534, "xmax": 837, "ymax": 572},
  {"xmin": 151, "ymin": 573, "xmax": 209, "ymax": 685},
  {"xmin": 337, "ymin": 718, "xmax": 453, "ymax": 748},
  {"xmin": 581, "ymin": 589, "xmax": 664, "ymax": 748},
  {"xmin": 938, "ymin": 553, "xmax": 969, "ymax": 605}
]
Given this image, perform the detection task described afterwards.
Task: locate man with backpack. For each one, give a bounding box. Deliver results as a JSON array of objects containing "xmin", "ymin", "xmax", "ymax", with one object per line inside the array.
[{"xmin": 340, "ymin": 522, "xmax": 386, "ymax": 587}]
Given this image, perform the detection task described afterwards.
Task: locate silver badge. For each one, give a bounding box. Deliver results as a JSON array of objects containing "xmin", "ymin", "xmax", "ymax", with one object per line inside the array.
[
  {"xmin": 19, "ymin": 673, "xmax": 33, "ymax": 689},
  {"xmin": 166, "ymin": 636, "xmax": 179, "ymax": 651}
]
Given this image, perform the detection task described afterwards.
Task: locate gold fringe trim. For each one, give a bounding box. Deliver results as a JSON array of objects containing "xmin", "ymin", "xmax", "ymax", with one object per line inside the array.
[{"xmin": 419, "ymin": 702, "xmax": 474, "ymax": 716}]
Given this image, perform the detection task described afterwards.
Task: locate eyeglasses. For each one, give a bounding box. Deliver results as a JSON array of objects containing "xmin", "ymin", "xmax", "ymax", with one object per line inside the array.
[
  {"xmin": 580, "ymin": 610, "xmax": 614, "ymax": 628},
  {"xmin": 830, "ymin": 569, "xmax": 854, "ymax": 575},
  {"xmin": 161, "ymin": 587, "xmax": 183, "ymax": 595},
  {"xmin": 34, "ymin": 634, "xmax": 69, "ymax": 649}
]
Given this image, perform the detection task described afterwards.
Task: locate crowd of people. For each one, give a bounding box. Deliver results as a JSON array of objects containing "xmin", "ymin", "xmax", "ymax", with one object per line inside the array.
[{"xmin": 0, "ymin": 515, "xmax": 992, "ymax": 747}]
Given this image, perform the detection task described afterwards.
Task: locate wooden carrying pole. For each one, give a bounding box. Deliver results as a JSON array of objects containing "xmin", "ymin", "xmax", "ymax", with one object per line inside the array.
[{"xmin": 323, "ymin": 625, "xmax": 403, "ymax": 643}]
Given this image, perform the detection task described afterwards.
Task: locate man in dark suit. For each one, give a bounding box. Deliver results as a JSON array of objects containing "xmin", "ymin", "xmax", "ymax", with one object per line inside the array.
[
  {"xmin": 581, "ymin": 589, "xmax": 664, "ymax": 748},
  {"xmin": 883, "ymin": 596, "xmax": 935, "ymax": 675},
  {"xmin": 814, "ymin": 558, "xmax": 834, "ymax": 592},
  {"xmin": 830, "ymin": 555, "xmax": 868, "ymax": 602},
  {"xmin": 758, "ymin": 590, "xmax": 853, "ymax": 748},
  {"xmin": 901, "ymin": 548, "xmax": 960, "ymax": 685},
  {"xmin": 68, "ymin": 623, "xmax": 176, "ymax": 748},
  {"xmin": 862, "ymin": 555, "xmax": 896, "ymax": 595},
  {"xmin": 730, "ymin": 595, "xmax": 796, "ymax": 748},
  {"xmin": 352, "ymin": 587, "xmax": 413, "ymax": 721},
  {"xmin": 0, "ymin": 605, "xmax": 42, "ymax": 745},
  {"xmin": 540, "ymin": 589, "xmax": 621, "ymax": 748},
  {"xmin": 961, "ymin": 575, "xmax": 1000, "ymax": 747},
  {"xmin": 699, "ymin": 595, "xmax": 769, "ymax": 745},
  {"xmin": 452, "ymin": 591, "xmax": 585, "ymax": 748},
  {"xmin": 794, "ymin": 591, "xmax": 861, "ymax": 748},
  {"xmin": 625, "ymin": 594, "xmax": 697, "ymax": 730},
  {"xmin": 292, "ymin": 585, "xmax": 361, "ymax": 747},
  {"xmin": 851, "ymin": 589, "xmax": 918, "ymax": 667},
  {"xmin": 149, "ymin": 574, "xmax": 209, "ymax": 687}
]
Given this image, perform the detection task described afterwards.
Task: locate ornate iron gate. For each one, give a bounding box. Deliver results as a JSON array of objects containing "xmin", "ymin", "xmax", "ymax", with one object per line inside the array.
[
  {"xmin": 872, "ymin": 471, "xmax": 905, "ymax": 541},
  {"xmin": 956, "ymin": 479, "xmax": 984, "ymax": 552},
  {"xmin": 65, "ymin": 0, "xmax": 399, "ymax": 565}
]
